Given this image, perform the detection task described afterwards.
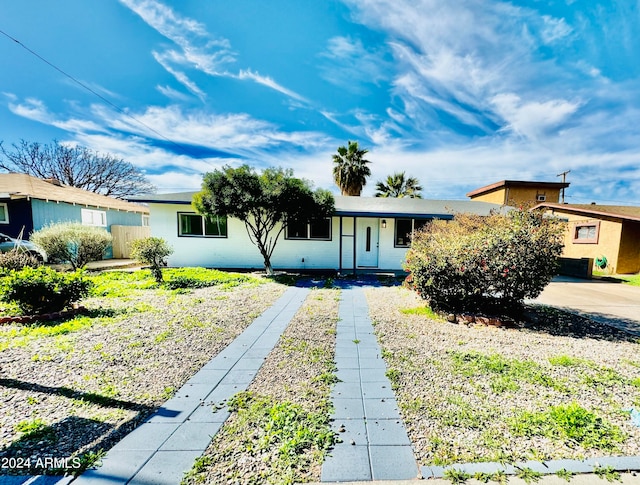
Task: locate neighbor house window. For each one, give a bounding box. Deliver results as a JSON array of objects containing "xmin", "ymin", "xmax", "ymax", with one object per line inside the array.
[
  {"xmin": 81, "ymin": 208, "xmax": 107, "ymax": 227},
  {"xmin": 395, "ymin": 218, "xmax": 429, "ymax": 247},
  {"xmin": 286, "ymin": 218, "xmax": 331, "ymax": 240},
  {"xmin": 572, "ymin": 221, "xmax": 600, "ymax": 244},
  {"xmin": 142, "ymin": 215, "xmax": 150, "ymax": 227},
  {"xmin": 178, "ymin": 212, "xmax": 227, "ymax": 237},
  {"xmin": 0, "ymin": 203, "xmax": 8, "ymax": 224}
]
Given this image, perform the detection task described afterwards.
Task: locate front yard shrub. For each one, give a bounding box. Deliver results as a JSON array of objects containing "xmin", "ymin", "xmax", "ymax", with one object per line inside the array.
[
  {"xmin": 405, "ymin": 209, "xmax": 564, "ymax": 314},
  {"xmin": 0, "ymin": 249, "xmax": 42, "ymax": 272},
  {"xmin": 0, "ymin": 266, "xmax": 92, "ymax": 314},
  {"xmin": 130, "ymin": 237, "xmax": 173, "ymax": 283},
  {"xmin": 31, "ymin": 222, "xmax": 113, "ymax": 270}
]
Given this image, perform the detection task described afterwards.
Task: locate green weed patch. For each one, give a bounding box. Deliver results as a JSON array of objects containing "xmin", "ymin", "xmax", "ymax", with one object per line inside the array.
[{"xmin": 509, "ymin": 402, "xmax": 626, "ymax": 451}]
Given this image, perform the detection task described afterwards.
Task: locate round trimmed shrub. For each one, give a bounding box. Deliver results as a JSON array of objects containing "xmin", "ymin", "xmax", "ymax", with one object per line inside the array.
[
  {"xmin": 30, "ymin": 222, "xmax": 112, "ymax": 270},
  {"xmin": 130, "ymin": 237, "xmax": 173, "ymax": 283},
  {"xmin": 405, "ymin": 209, "xmax": 564, "ymax": 315},
  {"xmin": 0, "ymin": 266, "xmax": 92, "ymax": 315}
]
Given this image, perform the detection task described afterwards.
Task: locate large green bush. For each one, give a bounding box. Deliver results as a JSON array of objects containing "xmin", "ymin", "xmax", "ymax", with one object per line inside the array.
[
  {"xmin": 0, "ymin": 266, "xmax": 92, "ymax": 314},
  {"xmin": 130, "ymin": 237, "xmax": 173, "ymax": 283},
  {"xmin": 31, "ymin": 222, "xmax": 113, "ymax": 270},
  {"xmin": 405, "ymin": 209, "xmax": 564, "ymax": 314}
]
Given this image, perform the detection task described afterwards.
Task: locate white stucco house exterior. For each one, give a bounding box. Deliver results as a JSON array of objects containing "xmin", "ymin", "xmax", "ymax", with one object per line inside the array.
[{"xmin": 130, "ymin": 193, "xmax": 503, "ymax": 272}]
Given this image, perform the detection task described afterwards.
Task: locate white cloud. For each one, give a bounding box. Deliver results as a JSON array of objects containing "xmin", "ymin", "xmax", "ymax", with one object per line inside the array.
[
  {"xmin": 319, "ymin": 36, "xmax": 390, "ymax": 91},
  {"xmin": 152, "ymin": 50, "xmax": 206, "ymax": 98},
  {"xmin": 541, "ymin": 15, "xmax": 573, "ymax": 44},
  {"xmin": 156, "ymin": 84, "xmax": 192, "ymax": 101},
  {"xmin": 237, "ymin": 70, "xmax": 309, "ymax": 103},
  {"xmin": 120, "ymin": 0, "xmax": 235, "ymax": 76},
  {"xmin": 491, "ymin": 93, "xmax": 582, "ymax": 140}
]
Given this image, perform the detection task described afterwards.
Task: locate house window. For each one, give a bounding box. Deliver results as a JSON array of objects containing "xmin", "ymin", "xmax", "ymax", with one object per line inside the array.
[
  {"xmin": 286, "ymin": 218, "xmax": 331, "ymax": 240},
  {"xmin": 0, "ymin": 203, "xmax": 8, "ymax": 224},
  {"xmin": 572, "ymin": 221, "xmax": 600, "ymax": 244},
  {"xmin": 178, "ymin": 212, "xmax": 227, "ymax": 237},
  {"xmin": 142, "ymin": 215, "xmax": 150, "ymax": 227},
  {"xmin": 81, "ymin": 208, "xmax": 107, "ymax": 227},
  {"xmin": 394, "ymin": 218, "xmax": 429, "ymax": 247}
]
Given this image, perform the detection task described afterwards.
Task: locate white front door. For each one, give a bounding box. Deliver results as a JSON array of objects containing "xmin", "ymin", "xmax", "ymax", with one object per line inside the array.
[{"xmin": 356, "ymin": 218, "xmax": 379, "ymax": 267}]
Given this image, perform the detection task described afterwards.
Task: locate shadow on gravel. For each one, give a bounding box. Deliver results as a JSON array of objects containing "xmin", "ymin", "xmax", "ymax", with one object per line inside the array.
[
  {"xmin": 0, "ymin": 378, "xmax": 154, "ymax": 476},
  {"xmin": 522, "ymin": 305, "xmax": 639, "ymax": 343}
]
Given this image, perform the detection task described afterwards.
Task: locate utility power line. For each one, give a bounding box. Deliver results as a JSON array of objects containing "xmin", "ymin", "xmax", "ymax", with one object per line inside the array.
[{"xmin": 0, "ymin": 28, "xmax": 195, "ymax": 157}]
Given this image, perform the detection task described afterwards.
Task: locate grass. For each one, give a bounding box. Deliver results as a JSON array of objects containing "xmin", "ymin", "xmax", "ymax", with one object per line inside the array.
[
  {"xmin": 448, "ymin": 350, "xmax": 563, "ymax": 393},
  {"xmin": 509, "ymin": 402, "xmax": 626, "ymax": 451},
  {"xmin": 89, "ymin": 268, "xmax": 261, "ymax": 298},
  {"xmin": 401, "ymin": 305, "xmax": 444, "ymax": 321},
  {"xmin": 593, "ymin": 271, "xmax": 640, "ymax": 287}
]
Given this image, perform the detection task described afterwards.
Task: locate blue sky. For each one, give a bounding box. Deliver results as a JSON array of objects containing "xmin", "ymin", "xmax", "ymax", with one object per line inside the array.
[{"xmin": 1, "ymin": 0, "xmax": 639, "ymax": 204}]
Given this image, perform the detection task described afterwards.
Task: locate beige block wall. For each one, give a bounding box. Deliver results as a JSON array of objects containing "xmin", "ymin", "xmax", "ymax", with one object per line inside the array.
[
  {"xmin": 618, "ymin": 221, "xmax": 640, "ymax": 274},
  {"xmin": 555, "ymin": 212, "xmax": 623, "ymax": 273},
  {"xmin": 508, "ymin": 187, "xmax": 562, "ymax": 205},
  {"xmin": 471, "ymin": 189, "xmax": 508, "ymax": 205},
  {"xmin": 472, "ymin": 187, "xmax": 562, "ymax": 206}
]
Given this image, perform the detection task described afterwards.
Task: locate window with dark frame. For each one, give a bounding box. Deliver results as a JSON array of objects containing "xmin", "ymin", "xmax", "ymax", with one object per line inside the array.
[
  {"xmin": 0, "ymin": 203, "xmax": 8, "ymax": 224},
  {"xmin": 285, "ymin": 218, "xmax": 331, "ymax": 240},
  {"xmin": 572, "ymin": 221, "xmax": 599, "ymax": 244},
  {"xmin": 395, "ymin": 218, "xmax": 430, "ymax": 247},
  {"xmin": 178, "ymin": 212, "xmax": 227, "ymax": 237}
]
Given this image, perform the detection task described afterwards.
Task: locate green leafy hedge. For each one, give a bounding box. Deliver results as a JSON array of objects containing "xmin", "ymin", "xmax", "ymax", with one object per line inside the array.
[
  {"xmin": 0, "ymin": 266, "xmax": 92, "ymax": 315},
  {"xmin": 404, "ymin": 209, "xmax": 564, "ymax": 314}
]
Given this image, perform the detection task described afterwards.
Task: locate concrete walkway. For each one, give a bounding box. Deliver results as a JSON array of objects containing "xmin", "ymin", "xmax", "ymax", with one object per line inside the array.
[
  {"xmin": 530, "ymin": 276, "xmax": 640, "ymax": 336},
  {"xmin": 73, "ymin": 286, "xmax": 309, "ymax": 485},
  {"xmin": 321, "ymin": 286, "xmax": 419, "ymax": 482}
]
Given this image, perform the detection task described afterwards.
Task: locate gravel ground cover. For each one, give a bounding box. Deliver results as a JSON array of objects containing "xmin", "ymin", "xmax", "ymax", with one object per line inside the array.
[
  {"xmin": 0, "ymin": 270, "xmax": 285, "ymax": 475},
  {"xmin": 365, "ymin": 286, "xmax": 640, "ymax": 467},
  {"xmin": 182, "ymin": 287, "xmax": 339, "ymax": 485}
]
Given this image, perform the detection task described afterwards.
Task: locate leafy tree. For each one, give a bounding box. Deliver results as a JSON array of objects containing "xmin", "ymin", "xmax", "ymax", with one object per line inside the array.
[
  {"xmin": 30, "ymin": 222, "xmax": 113, "ymax": 270},
  {"xmin": 0, "ymin": 139, "xmax": 155, "ymax": 198},
  {"xmin": 194, "ymin": 165, "xmax": 335, "ymax": 275},
  {"xmin": 405, "ymin": 209, "xmax": 564, "ymax": 315},
  {"xmin": 332, "ymin": 141, "xmax": 371, "ymax": 196},
  {"xmin": 130, "ymin": 237, "xmax": 173, "ymax": 283},
  {"xmin": 375, "ymin": 171, "xmax": 423, "ymax": 198}
]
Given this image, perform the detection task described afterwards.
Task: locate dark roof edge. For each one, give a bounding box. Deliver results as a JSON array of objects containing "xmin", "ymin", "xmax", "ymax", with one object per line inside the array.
[{"xmin": 534, "ymin": 202, "xmax": 640, "ymax": 222}]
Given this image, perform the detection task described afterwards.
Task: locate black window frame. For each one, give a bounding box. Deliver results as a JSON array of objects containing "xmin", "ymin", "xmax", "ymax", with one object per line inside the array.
[
  {"xmin": 285, "ymin": 217, "xmax": 332, "ymax": 241},
  {"xmin": 178, "ymin": 212, "xmax": 228, "ymax": 238},
  {"xmin": 394, "ymin": 218, "xmax": 430, "ymax": 248}
]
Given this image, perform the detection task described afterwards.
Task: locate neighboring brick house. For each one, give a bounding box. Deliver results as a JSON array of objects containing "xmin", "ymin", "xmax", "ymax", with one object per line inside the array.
[
  {"xmin": 467, "ymin": 180, "xmax": 570, "ymax": 206},
  {"xmin": 535, "ymin": 202, "xmax": 640, "ymax": 275}
]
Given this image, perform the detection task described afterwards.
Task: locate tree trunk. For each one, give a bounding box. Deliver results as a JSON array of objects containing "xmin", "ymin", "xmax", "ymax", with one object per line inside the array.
[{"xmin": 264, "ymin": 258, "xmax": 274, "ymax": 276}]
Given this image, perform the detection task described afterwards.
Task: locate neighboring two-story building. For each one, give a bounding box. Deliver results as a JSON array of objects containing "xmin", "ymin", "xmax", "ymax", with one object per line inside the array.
[{"xmin": 466, "ymin": 180, "xmax": 570, "ymax": 206}]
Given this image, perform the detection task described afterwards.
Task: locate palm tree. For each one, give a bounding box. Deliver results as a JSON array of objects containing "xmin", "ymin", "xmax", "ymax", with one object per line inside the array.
[
  {"xmin": 375, "ymin": 172, "xmax": 423, "ymax": 198},
  {"xmin": 332, "ymin": 141, "xmax": 371, "ymax": 196}
]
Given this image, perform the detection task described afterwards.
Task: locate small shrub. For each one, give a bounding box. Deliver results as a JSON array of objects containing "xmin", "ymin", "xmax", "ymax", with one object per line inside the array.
[
  {"xmin": 130, "ymin": 237, "xmax": 173, "ymax": 283},
  {"xmin": 31, "ymin": 222, "xmax": 112, "ymax": 270},
  {"xmin": 405, "ymin": 209, "xmax": 564, "ymax": 314},
  {"xmin": 0, "ymin": 266, "xmax": 92, "ymax": 314},
  {"xmin": 0, "ymin": 249, "xmax": 41, "ymax": 271}
]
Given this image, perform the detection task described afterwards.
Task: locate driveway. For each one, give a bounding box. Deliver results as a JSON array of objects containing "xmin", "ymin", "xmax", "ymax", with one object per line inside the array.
[{"xmin": 530, "ymin": 276, "xmax": 640, "ymax": 336}]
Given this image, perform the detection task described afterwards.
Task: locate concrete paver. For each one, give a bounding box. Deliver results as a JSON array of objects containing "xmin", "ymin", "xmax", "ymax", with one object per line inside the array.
[
  {"xmin": 74, "ymin": 286, "xmax": 309, "ymax": 485},
  {"xmin": 321, "ymin": 286, "xmax": 419, "ymax": 482}
]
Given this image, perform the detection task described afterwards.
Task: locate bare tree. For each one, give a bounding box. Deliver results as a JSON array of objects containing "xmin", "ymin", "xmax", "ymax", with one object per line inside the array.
[{"xmin": 0, "ymin": 140, "xmax": 155, "ymax": 198}]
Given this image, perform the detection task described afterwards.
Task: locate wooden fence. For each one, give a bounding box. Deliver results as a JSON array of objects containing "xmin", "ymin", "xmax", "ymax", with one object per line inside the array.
[{"xmin": 111, "ymin": 225, "xmax": 151, "ymax": 259}]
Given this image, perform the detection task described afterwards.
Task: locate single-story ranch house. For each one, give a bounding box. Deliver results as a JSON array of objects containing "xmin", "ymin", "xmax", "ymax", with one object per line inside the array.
[
  {"xmin": 0, "ymin": 173, "xmax": 150, "ymax": 258},
  {"xmin": 131, "ymin": 192, "xmax": 504, "ymax": 272},
  {"xmin": 535, "ymin": 202, "xmax": 640, "ymax": 274}
]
